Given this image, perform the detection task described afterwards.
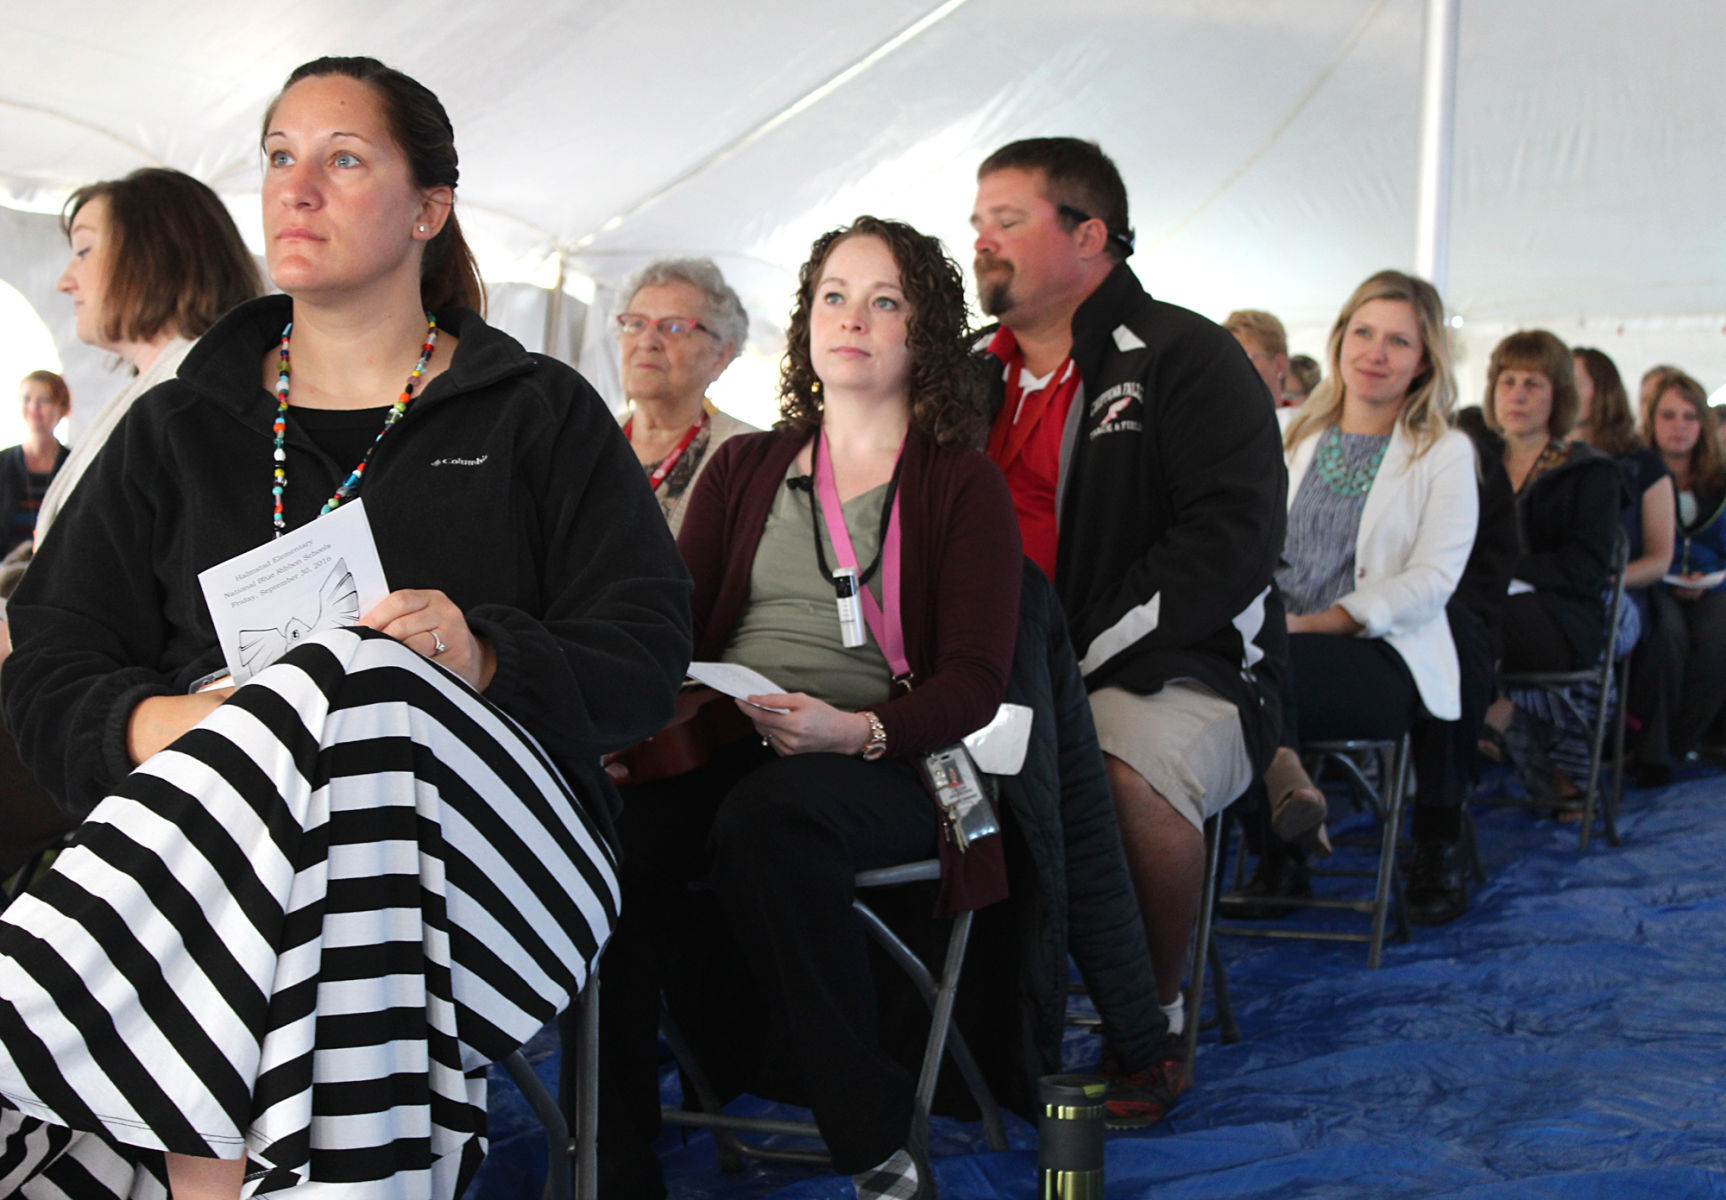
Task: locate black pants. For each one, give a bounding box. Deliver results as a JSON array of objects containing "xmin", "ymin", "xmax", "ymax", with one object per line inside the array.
[
  {"xmin": 1637, "ymin": 586, "xmax": 1726, "ymax": 763},
  {"xmin": 572, "ymin": 739, "xmax": 938, "ymax": 1196},
  {"xmin": 1410, "ymin": 601, "xmax": 1495, "ymax": 844},
  {"xmin": 1501, "ymin": 592, "xmax": 1579, "ymax": 672},
  {"xmin": 1241, "ymin": 633, "xmax": 1418, "ymax": 860},
  {"xmin": 1282, "ymin": 632, "xmax": 1419, "ymax": 746}
]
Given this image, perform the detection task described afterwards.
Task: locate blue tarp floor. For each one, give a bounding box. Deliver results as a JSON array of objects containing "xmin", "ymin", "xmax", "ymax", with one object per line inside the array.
[{"xmin": 473, "ymin": 764, "xmax": 1726, "ymax": 1199}]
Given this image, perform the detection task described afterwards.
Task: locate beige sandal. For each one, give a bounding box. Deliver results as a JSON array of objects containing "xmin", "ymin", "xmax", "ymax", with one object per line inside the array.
[{"xmin": 1265, "ymin": 747, "xmax": 1333, "ymax": 858}]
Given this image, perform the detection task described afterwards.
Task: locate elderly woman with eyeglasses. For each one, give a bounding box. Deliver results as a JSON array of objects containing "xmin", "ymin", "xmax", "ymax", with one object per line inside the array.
[{"xmin": 614, "ymin": 258, "xmax": 761, "ymax": 533}]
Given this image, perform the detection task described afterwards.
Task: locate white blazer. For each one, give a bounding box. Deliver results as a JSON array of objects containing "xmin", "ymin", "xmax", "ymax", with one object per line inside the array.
[{"xmin": 1282, "ymin": 415, "xmax": 1479, "ymax": 721}]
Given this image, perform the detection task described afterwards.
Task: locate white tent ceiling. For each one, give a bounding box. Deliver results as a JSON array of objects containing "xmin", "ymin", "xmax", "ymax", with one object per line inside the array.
[{"xmin": 3, "ymin": 0, "xmax": 1724, "ymax": 425}]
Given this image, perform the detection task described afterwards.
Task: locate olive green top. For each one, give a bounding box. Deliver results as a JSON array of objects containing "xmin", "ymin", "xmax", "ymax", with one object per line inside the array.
[{"xmin": 723, "ymin": 460, "xmax": 894, "ymax": 710}]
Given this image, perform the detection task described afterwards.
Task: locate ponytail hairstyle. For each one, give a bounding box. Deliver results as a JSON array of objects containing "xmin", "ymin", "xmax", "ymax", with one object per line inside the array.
[{"xmin": 262, "ymin": 56, "xmax": 485, "ymax": 315}]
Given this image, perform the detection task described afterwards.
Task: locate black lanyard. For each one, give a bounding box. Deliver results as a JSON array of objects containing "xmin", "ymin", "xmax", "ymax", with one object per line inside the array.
[{"xmin": 801, "ymin": 431, "xmax": 905, "ymax": 587}]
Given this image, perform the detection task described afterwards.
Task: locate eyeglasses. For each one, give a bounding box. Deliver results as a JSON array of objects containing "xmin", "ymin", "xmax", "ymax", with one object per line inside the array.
[
  {"xmin": 1056, "ymin": 204, "xmax": 1137, "ymax": 257},
  {"xmin": 614, "ymin": 313, "xmax": 715, "ymax": 339}
]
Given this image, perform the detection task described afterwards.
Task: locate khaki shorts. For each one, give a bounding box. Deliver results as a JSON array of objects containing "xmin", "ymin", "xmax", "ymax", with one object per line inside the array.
[{"xmin": 1090, "ymin": 680, "xmax": 1254, "ymax": 832}]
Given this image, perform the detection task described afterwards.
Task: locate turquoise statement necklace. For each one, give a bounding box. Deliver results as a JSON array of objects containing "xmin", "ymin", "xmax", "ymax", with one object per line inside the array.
[
  {"xmin": 1315, "ymin": 424, "xmax": 1388, "ymax": 498},
  {"xmin": 272, "ymin": 314, "xmax": 437, "ymax": 536}
]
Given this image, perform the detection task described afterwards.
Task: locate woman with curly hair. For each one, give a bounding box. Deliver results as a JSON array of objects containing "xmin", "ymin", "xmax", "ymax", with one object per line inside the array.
[{"xmin": 595, "ymin": 216, "xmax": 1019, "ymax": 1200}]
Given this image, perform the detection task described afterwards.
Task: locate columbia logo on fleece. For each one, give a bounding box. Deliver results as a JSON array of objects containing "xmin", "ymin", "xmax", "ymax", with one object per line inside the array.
[
  {"xmin": 429, "ymin": 455, "xmax": 490, "ymax": 467},
  {"xmin": 1089, "ymin": 382, "xmax": 1143, "ymax": 438}
]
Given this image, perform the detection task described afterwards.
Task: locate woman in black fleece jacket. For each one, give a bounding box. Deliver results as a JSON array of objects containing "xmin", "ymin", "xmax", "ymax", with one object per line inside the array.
[{"xmin": 0, "ymin": 58, "xmax": 687, "ymax": 1200}]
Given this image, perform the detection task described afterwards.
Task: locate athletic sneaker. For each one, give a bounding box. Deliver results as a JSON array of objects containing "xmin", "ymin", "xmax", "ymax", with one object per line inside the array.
[{"xmin": 1096, "ymin": 1037, "xmax": 1187, "ymax": 1129}]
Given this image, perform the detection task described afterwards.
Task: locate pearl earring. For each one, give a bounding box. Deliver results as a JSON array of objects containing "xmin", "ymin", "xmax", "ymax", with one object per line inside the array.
[{"xmin": 417, "ymin": 225, "xmax": 427, "ymax": 233}]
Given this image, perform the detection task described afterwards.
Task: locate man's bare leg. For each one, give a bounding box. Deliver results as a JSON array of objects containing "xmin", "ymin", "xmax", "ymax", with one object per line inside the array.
[
  {"xmin": 166, "ymin": 1152, "xmax": 245, "ymax": 1200},
  {"xmin": 1105, "ymin": 753, "xmax": 1203, "ymax": 1008}
]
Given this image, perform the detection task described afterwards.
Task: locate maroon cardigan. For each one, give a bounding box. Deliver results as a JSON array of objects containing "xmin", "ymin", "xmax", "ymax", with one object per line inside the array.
[{"xmin": 677, "ymin": 426, "xmax": 1022, "ymax": 758}]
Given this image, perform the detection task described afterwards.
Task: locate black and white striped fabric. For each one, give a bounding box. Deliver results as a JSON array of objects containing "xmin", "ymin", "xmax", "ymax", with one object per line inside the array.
[
  {"xmin": 0, "ymin": 627, "xmax": 617, "ymax": 1198},
  {"xmin": 1507, "ymin": 588, "xmax": 1641, "ymax": 791}
]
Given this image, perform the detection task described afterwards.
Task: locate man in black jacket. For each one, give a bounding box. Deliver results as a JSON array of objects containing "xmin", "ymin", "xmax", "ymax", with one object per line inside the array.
[{"xmin": 970, "ymin": 138, "xmax": 1286, "ymax": 1125}]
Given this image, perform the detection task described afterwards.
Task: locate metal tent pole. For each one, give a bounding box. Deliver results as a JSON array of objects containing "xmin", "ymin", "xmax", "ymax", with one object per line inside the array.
[
  {"xmin": 542, "ymin": 250, "xmax": 566, "ymax": 358},
  {"xmin": 1414, "ymin": 0, "xmax": 1460, "ymax": 294}
]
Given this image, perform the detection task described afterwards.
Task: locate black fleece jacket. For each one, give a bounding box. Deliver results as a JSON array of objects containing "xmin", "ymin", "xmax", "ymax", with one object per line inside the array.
[
  {"xmin": 984, "ymin": 263, "xmax": 1288, "ymax": 774},
  {"xmin": 1452, "ymin": 408, "xmax": 1520, "ymax": 652},
  {"xmin": 968, "ymin": 560, "xmax": 1164, "ymax": 1100},
  {"xmin": 1513, "ymin": 442, "xmax": 1624, "ymax": 665},
  {"xmin": 2, "ymin": 294, "xmax": 692, "ymax": 823}
]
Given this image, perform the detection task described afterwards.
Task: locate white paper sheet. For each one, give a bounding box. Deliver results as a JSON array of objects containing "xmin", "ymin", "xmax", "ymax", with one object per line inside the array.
[
  {"xmin": 1663, "ymin": 570, "xmax": 1726, "ymax": 589},
  {"xmin": 686, "ymin": 661, "xmax": 791, "ymax": 712},
  {"xmin": 962, "ymin": 702, "xmax": 1033, "ymax": 775},
  {"xmin": 197, "ymin": 500, "xmax": 390, "ymax": 685}
]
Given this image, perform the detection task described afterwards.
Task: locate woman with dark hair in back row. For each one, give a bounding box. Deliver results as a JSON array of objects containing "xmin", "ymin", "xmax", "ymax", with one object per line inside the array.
[
  {"xmin": 1568, "ymin": 346, "xmax": 1676, "ymax": 783},
  {"xmin": 0, "ymin": 57, "xmax": 688, "ymax": 1198},
  {"xmin": 1, "ymin": 372, "xmax": 71, "ymax": 556},
  {"xmin": 43, "ymin": 167, "xmax": 264, "ymax": 546},
  {"xmin": 1634, "ymin": 369, "xmax": 1726, "ymax": 779}
]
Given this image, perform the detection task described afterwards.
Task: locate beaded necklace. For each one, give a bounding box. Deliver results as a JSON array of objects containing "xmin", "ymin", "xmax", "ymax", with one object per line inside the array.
[
  {"xmin": 273, "ymin": 314, "xmax": 437, "ymax": 535},
  {"xmin": 1314, "ymin": 424, "xmax": 1389, "ymax": 498}
]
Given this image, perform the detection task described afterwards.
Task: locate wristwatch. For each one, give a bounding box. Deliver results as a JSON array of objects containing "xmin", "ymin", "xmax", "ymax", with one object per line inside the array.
[{"xmin": 857, "ymin": 711, "xmax": 887, "ymax": 761}]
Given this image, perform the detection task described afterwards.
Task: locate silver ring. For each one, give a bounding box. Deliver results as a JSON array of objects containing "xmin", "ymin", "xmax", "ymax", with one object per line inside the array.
[{"xmin": 430, "ymin": 630, "xmax": 448, "ymax": 657}]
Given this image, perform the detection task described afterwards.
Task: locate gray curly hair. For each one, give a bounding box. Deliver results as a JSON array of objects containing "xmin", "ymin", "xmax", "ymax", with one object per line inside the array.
[{"xmin": 621, "ymin": 257, "xmax": 749, "ymax": 355}]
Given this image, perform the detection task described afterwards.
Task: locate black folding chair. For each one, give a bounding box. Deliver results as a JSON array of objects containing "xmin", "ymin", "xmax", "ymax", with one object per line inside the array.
[
  {"xmin": 1218, "ymin": 734, "xmax": 1413, "ymax": 969},
  {"xmin": 1479, "ymin": 532, "xmax": 1630, "ymax": 850},
  {"xmin": 505, "ymin": 964, "xmax": 600, "ymax": 1200},
  {"xmin": 659, "ymin": 858, "xmax": 1007, "ymax": 1170}
]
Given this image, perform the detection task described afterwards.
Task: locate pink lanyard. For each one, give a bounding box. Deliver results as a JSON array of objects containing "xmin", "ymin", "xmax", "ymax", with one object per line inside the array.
[{"xmin": 813, "ymin": 430, "xmax": 910, "ymax": 684}]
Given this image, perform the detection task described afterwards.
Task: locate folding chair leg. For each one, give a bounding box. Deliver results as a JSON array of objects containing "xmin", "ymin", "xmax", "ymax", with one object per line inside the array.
[
  {"xmin": 1183, "ymin": 813, "xmax": 1224, "ymax": 1084},
  {"xmin": 1367, "ymin": 736, "xmax": 1411, "ymax": 969},
  {"xmin": 1579, "ymin": 676, "xmax": 1613, "ymax": 854},
  {"xmin": 574, "ymin": 974, "xmax": 600, "ymax": 1200},
  {"xmin": 657, "ymin": 863, "xmax": 1004, "ymax": 1171},
  {"xmin": 1461, "ymin": 807, "xmax": 1485, "ymax": 884},
  {"xmin": 659, "ymin": 1009, "xmax": 748, "ymax": 1172},
  {"xmin": 1605, "ymin": 653, "xmax": 1629, "ymax": 848},
  {"xmin": 912, "ymin": 911, "xmax": 970, "ymax": 1112},
  {"xmin": 937, "ymin": 1021, "xmax": 1009, "ymax": 1150},
  {"xmin": 501, "ymin": 1048, "xmax": 572, "ymax": 1200},
  {"xmin": 851, "ymin": 903, "xmax": 1006, "ymax": 1151},
  {"xmin": 1208, "ymin": 935, "xmax": 1239, "ymax": 1044}
]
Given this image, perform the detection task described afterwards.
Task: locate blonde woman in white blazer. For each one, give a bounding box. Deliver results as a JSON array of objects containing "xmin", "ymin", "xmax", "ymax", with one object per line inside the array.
[
  {"xmin": 1235, "ymin": 270, "xmax": 1477, "ymax": 913},
  {"xmin": 1280, "ymin": 412, "xmax": 1479, "ymax": 716}
]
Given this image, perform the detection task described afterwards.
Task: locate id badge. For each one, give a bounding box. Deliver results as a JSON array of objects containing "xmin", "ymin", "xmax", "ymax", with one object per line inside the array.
[{"xmin": 916, "ymin": 743, "xmax": 999, "ymax": 852}]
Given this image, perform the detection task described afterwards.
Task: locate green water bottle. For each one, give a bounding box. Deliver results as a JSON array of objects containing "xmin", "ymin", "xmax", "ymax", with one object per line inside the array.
[{"xmin": 1037, "ymin": 1073, "xmax": 1106, "ymax": 1198}]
